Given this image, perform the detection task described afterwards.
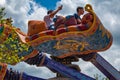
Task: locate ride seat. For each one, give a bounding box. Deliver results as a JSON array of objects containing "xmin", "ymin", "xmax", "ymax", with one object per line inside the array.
[{"xmin": 27, "ymin": 20, "xmax": 47, "ymax": 36}]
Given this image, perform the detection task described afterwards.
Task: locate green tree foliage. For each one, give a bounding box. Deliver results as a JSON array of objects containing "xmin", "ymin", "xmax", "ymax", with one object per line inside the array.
[
  {"xmin": 94, "ymin": 74, "xmax": 109, "ymax": 80},
  {"xmin": 0, "ymin": 7, "xmax": 29, "ymax": 65},
  {"xmin": 0, "ymin": 29, "xmax": 29, "ymax": 64},
  {"xmin": 0, "ymin": 7, "xmax": 6, "ymax": 20}
]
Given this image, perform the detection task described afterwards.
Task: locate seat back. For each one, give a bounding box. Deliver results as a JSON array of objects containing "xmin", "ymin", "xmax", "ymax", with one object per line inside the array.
[{"xmin": 27, "ymin": 20, "xmax": 47, "ymax": 36}]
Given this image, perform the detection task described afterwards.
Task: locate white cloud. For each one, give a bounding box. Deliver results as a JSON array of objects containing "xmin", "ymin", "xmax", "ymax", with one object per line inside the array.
[
  {"xmin": 0, "ymin": 0, "xmax": 5, "ymax": 6},
  {"xmin": 56, "ymin": 0, "xmax": 92, "ymax": 16},
  {"xmin": 0, "ymin": 0, "xmax": 120, "ymax": 79},
  {"xmin": 92, "ymin": 2, "xmax": 120, "ymax": 33},
  {"xmin": 8, "ymin": 62, "xmax": 55, "ymax": 79},
  {"xmin": 0, "ymin": 0, "xmax": 47, "ymax": 33}
]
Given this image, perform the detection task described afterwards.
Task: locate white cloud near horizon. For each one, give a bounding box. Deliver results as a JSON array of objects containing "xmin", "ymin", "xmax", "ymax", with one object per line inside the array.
[
  {"xmin": 0, "ymin": 0, "xmax": 6, "ymax": 6},
  {"xmin": 0, "ymin": 0, "xmax": 120, "ymax": 79}
]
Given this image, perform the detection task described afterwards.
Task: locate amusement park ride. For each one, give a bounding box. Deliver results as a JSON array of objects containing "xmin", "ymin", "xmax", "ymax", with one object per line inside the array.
[{"xmin": 0, "ymin": 4, "xmax": 120, "ymax": 80}]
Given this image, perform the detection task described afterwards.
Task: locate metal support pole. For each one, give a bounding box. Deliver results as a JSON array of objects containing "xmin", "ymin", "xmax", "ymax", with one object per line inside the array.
[
  {"xmin": 44, "ymin": 56, "xmax": 95, "ymax": 80},
  {"xmin": 82, "ymin": 53, "xmax": 120, "ymax": 80},
  {"xmin": 25, "ymin": 52, "xmax": 95, "ymax": 80}
]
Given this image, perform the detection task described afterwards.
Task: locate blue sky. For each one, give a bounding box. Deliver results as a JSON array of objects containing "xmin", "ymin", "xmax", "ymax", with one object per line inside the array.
[
  {"xmin": 0, "ymin": 0, "xmax": 120, "ymax": 79},
  {"xmin": 34, "ymin": 0, "xmax": 61, "ymax": 9},
  {"xmin": 28, "ymin": 0, "xmax": 61, "ymax": 15}
]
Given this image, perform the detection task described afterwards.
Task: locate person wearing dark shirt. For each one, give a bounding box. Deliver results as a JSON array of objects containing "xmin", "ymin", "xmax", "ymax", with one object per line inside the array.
[{"xmin": 74, "ymin": 7, "xmax": 84, "ymax": 24}]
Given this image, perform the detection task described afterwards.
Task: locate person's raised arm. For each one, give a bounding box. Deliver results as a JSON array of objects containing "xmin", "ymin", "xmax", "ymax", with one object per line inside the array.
[{"xmin": 49, "ymin": 5, "xmax": 63, "ymax": 18}]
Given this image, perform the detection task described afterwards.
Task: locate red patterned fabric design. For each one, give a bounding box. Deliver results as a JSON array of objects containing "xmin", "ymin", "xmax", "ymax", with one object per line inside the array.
[
  {"xmin": 30, "ymin": 34, "xmax": 39, "ymax": 40},
  {"xmin": 77, "ymin": 24, "xmax": 88, "ymax": 31},
  {"xmin": 45, "ymin": 30, "xmax": 55, "ymax": 36},
  {"xmin": 56, "ymin": 28, "xmax": 67, "ymax": 35},
  {"xmin": 29, "ymin": 30, "xmax": 55, "ymax": 41}
]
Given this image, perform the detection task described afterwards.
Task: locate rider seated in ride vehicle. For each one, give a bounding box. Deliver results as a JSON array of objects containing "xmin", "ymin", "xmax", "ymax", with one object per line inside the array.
[
  {"xmin": 53, "ymin": 6, "xmax": 94, "ymax": 31},
  {"xmin": 26, "ymin": 6, "xmax": 94, "ymax": 41}
]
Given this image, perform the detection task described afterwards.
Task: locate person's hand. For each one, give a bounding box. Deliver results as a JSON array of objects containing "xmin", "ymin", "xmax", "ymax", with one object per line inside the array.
[{"xmin": 58, "ymin": 5, "xmax": 63, "ymax": 10}]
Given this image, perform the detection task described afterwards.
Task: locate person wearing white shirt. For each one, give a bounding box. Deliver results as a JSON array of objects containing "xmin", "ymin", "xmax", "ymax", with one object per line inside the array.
[{"xmin": 44, "ymin": 5, "xmax": 63, "ymax": 30}]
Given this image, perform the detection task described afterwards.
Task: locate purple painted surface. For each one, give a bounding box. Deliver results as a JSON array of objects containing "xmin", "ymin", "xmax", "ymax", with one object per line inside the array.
[
  {"xmin": 91, "ymin": 53, "xmax": 120, "ymax": 80},
  {"xmin": 44, "ymin": 56, "xmax": 95, "ymax": 80}
]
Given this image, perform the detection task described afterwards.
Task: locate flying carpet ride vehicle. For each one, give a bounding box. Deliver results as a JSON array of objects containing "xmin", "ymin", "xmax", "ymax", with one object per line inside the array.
[
  {"xmin": 25, "ymin": 4, "xmax": 112, "ymax": 58},
  {"xmin": 0, "ymin": 4, "xmax": 113, "ymax": 79}
]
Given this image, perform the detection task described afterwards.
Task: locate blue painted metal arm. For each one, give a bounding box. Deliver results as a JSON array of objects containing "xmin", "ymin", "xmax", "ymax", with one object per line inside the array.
[
  {"xmin": 25, "ymin": 52, "xmax": 95, "ymax": 80},
  {"xmin": 89, "ymin": 53, "xmax": 120, "ymax": 80},
  {"xmin": 4, "ymin": 69, "xmax": 45, "ymax": 80},
  {"xmin": 43, "ymin": 56, "xmax": 95, "ymax": 80}
]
